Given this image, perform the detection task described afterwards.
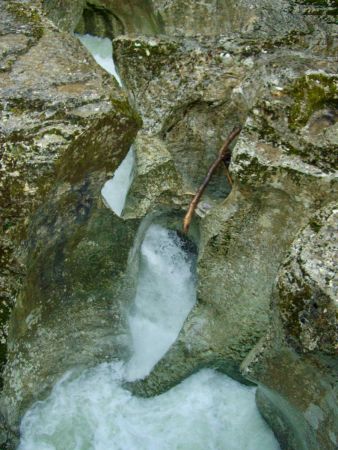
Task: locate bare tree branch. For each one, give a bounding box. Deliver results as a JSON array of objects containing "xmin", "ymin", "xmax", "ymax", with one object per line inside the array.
[{"xmin": 183, "ymin": 126, "xmax": 241, "ymax": 234}]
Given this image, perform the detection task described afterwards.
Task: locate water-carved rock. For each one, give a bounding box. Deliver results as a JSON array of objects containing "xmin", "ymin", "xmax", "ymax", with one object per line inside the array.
[
  {"xmin": 241, "ymin": 202, "xmax": 338, "ymax": 450},
  {"xmin": 0, "ymin": 0, "xmax": 140, "ymax": 443},
  {"xmin": 1, "ymin": 1, "xmax": 337, "ymax": 449}
]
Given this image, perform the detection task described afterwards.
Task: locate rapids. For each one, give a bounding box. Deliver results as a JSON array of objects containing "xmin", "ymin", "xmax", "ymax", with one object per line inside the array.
[
  {"xmin": 125, "ymin": 224, "xmax": 197, "ymax": 381},
  {"xmin": 18, "ymin": 223, "xmax": 280, "ymax": 450},
  {"xmin": 17, "ymin": 33, "xmax": 280, "ymax": 450},
  {"xmin": 18, "ymin": 363, "xmax": 280, "ymax": 450}
]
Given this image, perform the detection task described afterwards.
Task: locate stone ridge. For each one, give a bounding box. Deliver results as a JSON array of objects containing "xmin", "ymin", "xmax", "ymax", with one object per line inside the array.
[
  {"xmin": 0, "ymin": 2, "xmax": 140, "ymax": 442},
  {"xmin": 0, "ymin": 1, "xmax": 337, "ymax": 449}
]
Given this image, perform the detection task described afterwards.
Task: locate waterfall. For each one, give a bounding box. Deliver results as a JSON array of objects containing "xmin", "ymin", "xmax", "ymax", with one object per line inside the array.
[
  {"xmin": 101, "ymin": 146, "xmax": 135, "ymax": 216},
  {"xmin": 77, "ymin": 33, "xmax": 134, "ymax": 217},
  {"xmin": 125, "ymin": 224, "xmax": 197, "ymax": 381},
  {"xmin": 18, "ymin": 224, "xmax": 280, "ymax": 450},
  {"xmin": 76, "ymin": 34, "xmax": 122, "ymax": 86},
  {"xmin": 17, "ymin": 33, "xmax": 280, "ymax": 450}
]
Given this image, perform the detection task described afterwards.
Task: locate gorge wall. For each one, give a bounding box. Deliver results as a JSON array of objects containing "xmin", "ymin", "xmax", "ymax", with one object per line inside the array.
[{"xmin": 0, "ymin": 0, "xmax": 337, "ymax": 449}]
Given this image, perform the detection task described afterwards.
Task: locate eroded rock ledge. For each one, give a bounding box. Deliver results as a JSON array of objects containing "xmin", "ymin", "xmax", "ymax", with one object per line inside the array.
[
  {"xmin": 242, "ymin": 202, "xmax": 337, "ymax": 450},
  {"xmin": 0, "ymin": 0, "xmax": 141, "ymax": 445},
  {"xmin": 0, "ymin": 1, "xmax": 337, "ymax": 449}
]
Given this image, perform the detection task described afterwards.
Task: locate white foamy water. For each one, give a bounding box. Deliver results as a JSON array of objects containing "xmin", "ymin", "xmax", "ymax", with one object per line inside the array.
[
  {"xmin": 16, "ymin": 20, "xmax": 281, "ymax": 450},
  {"xmin": 125, "ymin": 224, "xmax": 197, "ymax": 381},
  {"xmin": 77, "ymin": 34, "xmax": 122, "ymax": 86},
  {"xmin": 101, "ymin": 147, "xmax": 135, "ymax": 216},
  {"xmin": 18, "ymin": 225, "xmax": 280, "ymax": 450},
  {"xmin": 76, "ymin": 34, "xmax": 134, "ymax": 216},
  {"xmin": 18, "ymin": 363, "xmax": 280, "ymax": 450}
]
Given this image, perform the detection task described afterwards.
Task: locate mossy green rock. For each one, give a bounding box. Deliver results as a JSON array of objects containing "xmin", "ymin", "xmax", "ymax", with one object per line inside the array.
[
  {"xmin": 121, "ymin": 16, "xmax": 337, "ymax": 450},
  {"xmin": 241, "ymin": 202, "xmax": 338, "ymax": 450},
  {"xmin": 0, "ymin": 0, "xmax": 140, "ymax": 440},
  {"xmin": 129, "ymin": 56, "xmax": 337, "ymax": 400},
  {"xmin": 277, "ymin": 203, "xmax": 337, "ymax": 355},
  {"xmin": 123, "ymin": 134, "xmax": 184, "ymax": 218},
  {"xmin": 1, "ymin": 1, "xmax": 337, "ymax": 449}
]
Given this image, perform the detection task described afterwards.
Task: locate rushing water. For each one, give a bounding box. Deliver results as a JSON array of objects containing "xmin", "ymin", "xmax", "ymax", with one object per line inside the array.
[
  {"xmin": 18, "ymin": 223, "xmax": 280, "ymax": 450},
  {"xmin": 18, "ymin": 363, "xmax": 279, "ymax": 450},
  {"xmin": 18, "ymin": 33, "xmax": 280, "ymax": 450},
  {"xmin": 125, "ymin": 225, "xmax": 196, "ymax": 381},
  {"xmin": 101, "ymin": 146, "xmax": 135, "ymax": 216},
  {"xmin": 77, "ymin": 34, "xmax": 122, "ymax": 86}
]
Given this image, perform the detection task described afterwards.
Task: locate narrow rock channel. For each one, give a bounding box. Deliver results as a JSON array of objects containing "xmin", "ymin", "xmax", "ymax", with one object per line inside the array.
[
  {"xmin": 17, "ymin": 219, "xmax": 279, "ymax": 448},
  {"xmin": 2, "ymin": 3, "xmax": 336, "ymax": 449},
  {"xmin": 17, "ymin": 34, "xmax": 280, "ymax": 450}
]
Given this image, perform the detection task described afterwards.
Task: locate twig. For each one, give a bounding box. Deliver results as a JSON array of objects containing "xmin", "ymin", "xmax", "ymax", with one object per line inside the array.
[
  {"xmin": 183, "ymin": 126, "xmax": 241, "ymax": 234},
  {"xmin": 223, "ymin": 164, "xmax": 233, "ymax": 186}
]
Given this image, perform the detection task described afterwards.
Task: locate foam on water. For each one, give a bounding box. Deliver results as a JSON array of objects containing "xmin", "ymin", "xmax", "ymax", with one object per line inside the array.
[
  {"xmin": 18, "ymin": 225, "xmax": 280, "ymax": 450},
  {"xmin": 76, "ymin": 34, "xmax": 122, "ymax": 85},
  {"xmin": 18, "ymin": 363, "xmax": 280, "ymax": 450},
  {"xmin": 125, "ymin": 224, "xmax": 197, "ymax": 380},
  {"xmin": 16, "ymin": 35, "xmax": 280, "ymax": 443},
  {"xmin": 101, "ymin": 147, "xmax": 135, "ymax": 216}
]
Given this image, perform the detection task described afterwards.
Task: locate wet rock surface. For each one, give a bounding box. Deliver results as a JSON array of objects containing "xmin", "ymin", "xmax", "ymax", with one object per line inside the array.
[
  {"xmin": 112, "ymin": 0, "xmax": 337, "ymax": 384},
  {"xmin": 111, "ymin": 3, "xmax": 337, "ymax": 450},
  {"xmin": 0, "ymin": 0, "xmax": 337, "ymax": 449},
  {"xmin": 241, "ymin": 202, "xmax": 337, "ymax": 450},
  {"xmin": 277, "ymin": 204, "xmax": 337, "ymax": 355},
  {"xmin": 0, "ymin": 0, "xmax": 140, "ymax": 444}
]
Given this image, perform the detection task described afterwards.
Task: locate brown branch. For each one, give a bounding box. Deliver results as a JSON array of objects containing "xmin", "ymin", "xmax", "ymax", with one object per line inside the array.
[
  {"xmin": 223, "ymin": 164, "xmax": 233, "ymax": 186},
  {"xmin": 183, "ymin": 126, "xmax": 241, "ymax": 234}
]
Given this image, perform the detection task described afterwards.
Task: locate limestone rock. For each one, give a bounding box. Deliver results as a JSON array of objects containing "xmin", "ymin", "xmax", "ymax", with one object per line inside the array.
[
  {"xmin": 42, "ymin": 0, "xmax": 337, "ymax": 38},
  {"xmin": 1, "ymin": 1, "xmax": 337, "ymax": 449},
  {"xmin": 0, "ymin": 0, "xmax": 140, "ymax": 439},
  {"xmin": 123, "ymin": 134, "xmax": 185, "ymax": 218},
  {"xmin": 241, "ymin": 202, "xmax": 338, "ymax": 450},
  {"xmin": 129, "ymin": 58, "xmax": 337, "ymax": 396},
  {"xmin": 43, "ymin": 0, "xmax": 162, "ymax": 35},
  {"xmin": 277, "ymin": 203, "xmax": 337, "ymax": 355}
]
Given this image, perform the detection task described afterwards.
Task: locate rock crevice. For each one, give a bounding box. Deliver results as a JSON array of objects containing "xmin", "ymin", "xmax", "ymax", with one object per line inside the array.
[{"xmin": 0, "ymin": 1, "xmax": 337, "ymax": 449}]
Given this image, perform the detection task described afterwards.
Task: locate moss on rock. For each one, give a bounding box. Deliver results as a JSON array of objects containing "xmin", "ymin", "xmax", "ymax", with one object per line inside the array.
[{"xmin": 288, "ymin": 73, "xmax": 338, "ymax": 130}]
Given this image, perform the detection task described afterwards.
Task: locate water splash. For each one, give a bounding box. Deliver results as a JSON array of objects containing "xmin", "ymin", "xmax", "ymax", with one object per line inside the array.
[
  {"xmin": 125, "ymin": 224, "xmax": 197, "ymax": 381},
  {"xmin": 101, "ymin": 147, "xmax": 135, "ymax": 216},
  {"xmin": 76, "ymin": 34, "xmax": 122, "ymax": 86},
  {"xmin": 18, "ymin": 363, "xmax": 280, "ymax": 450},
  {"xmin": 18, "ymin": 225, "xmax": 280, "ymax": 450}
]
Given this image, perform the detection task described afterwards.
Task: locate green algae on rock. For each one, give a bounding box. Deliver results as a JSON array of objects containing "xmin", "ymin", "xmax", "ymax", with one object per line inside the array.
[
  {"xmin": 241, "ymin": 202, "xmax": 338, "ymax": 450},
  {"xmin": 0, "ymin": 0, "xmax": 337, "ymax": 449},
  {"xmin": 0, "ymin": 0, "xmax": 140, "ymax": 442}
]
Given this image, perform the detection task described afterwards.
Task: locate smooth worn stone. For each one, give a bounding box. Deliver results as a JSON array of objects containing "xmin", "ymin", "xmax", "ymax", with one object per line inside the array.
[
  {"xmin": 123, "ymin": 133, "xmax": 185, "ymax": 219},
  {"xmin": 0, "ymin": 0, "xmax": 140, "ymax": 442},
  {"xmin": 1, "ymin": 1, "xmax": 337, "ymax": 449},
  {"xmin": 241, "ymin": 202, "xmax": 338, "ymax": 450}
]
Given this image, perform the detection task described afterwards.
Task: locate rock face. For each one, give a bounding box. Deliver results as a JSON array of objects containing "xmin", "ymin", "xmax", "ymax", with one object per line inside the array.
[
  {"xmin": 127, "ymin": 62, "xmax": 337, "ymax": 396},
  {"xmin": 242, "ymin": 203, "xmax": 338, "ymax": 450},
  {"xmin": 0, "ymin": 0, "xmax": 337, "ymax": 449},
  {"xmin": 113, "ymin": 3, "xmax": 337, "ymax": 450},
  {"xmin": 43, "ymin": 0, "xmax": 338, "ymax": 37},
  {"xmin": 0, "ymin": 0, "xmax": 140, "ymax": 444},
  {"xmin": 123, "ymin": 133, "xmax": 185, "ymax": 219},
  {"xmin": 277, "ymin": 204, "xmax": 337, "ymax": 356}
]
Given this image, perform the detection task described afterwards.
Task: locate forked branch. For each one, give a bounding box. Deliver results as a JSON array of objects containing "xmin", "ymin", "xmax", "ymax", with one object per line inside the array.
[{"xmin": 183, "ymin": 126, "xmax": 241, "ymax": 234}]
